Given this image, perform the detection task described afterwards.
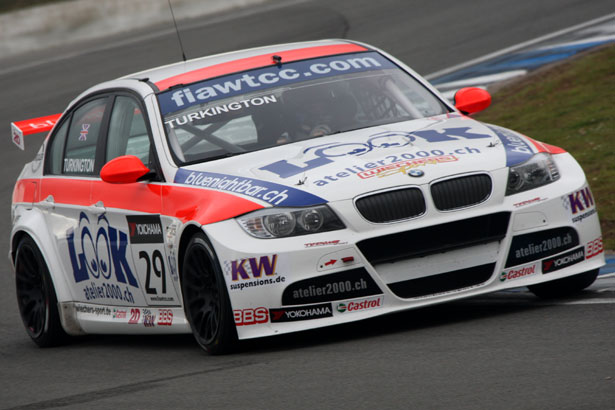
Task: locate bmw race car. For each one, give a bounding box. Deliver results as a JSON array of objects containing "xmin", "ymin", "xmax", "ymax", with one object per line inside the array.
[{"xmin": 10, "ymin": 39, "xmax": 605, "ymax": 354}]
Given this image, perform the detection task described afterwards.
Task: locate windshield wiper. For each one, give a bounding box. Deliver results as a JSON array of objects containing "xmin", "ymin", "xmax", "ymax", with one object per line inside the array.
[{"xmin": 178, "ymin": 122, "xmax": 246, "ymax": 154}]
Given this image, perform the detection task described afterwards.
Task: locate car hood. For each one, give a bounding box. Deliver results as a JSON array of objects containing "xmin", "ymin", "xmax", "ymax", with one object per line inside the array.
[{"xmin": 175, "ymin": 114, "xmax": 539, "ymax": 207}]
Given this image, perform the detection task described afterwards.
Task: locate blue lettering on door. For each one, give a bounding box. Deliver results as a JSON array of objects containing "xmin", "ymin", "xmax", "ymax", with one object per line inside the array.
[
  {"xmin": 260, "ymin": 127, "xmax": 491, "ymax": 178},
  {"xmin": 67, "ymin": 212, "xmax": 139, "ymax": 288}
]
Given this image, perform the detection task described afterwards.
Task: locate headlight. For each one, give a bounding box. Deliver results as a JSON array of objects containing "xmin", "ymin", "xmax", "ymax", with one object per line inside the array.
[
  {"xmin": 237, "ymin": 205, "xmax": 345, "ymax": 238},
  {"xmin": 506, "ymin": 153, "xmax": 560, "ymax": 195}
]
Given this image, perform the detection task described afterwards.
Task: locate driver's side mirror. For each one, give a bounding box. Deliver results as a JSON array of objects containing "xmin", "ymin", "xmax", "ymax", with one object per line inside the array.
[
  {"xmin": 100, "ymin": 155, "xmax": 150, "ymax": 184},
  {"xmin": 454, "ymin": 87, "xmax": 492, "ymax": 115}
]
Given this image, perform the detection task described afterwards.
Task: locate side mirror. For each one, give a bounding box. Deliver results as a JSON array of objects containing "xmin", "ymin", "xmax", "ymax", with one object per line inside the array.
[
  {"xmin": 454, "ymin": 87, "xmax": 492, "ymax": 115},
  {"xmin": 100, "ymin": 155, "xmax": 150, "ymax": 184}
]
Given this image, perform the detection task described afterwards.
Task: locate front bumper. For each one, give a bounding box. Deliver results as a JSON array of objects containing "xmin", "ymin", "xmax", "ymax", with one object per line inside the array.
[{"xmin": 204, "ymin": 153, "xmax": 605, "ymax": 340}]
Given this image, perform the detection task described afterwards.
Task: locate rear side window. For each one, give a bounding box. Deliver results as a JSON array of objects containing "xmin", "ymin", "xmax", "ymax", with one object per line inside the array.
[
  {"xmin": 46, "ymin": 120, "xmax": 69, "ymax": 175},
  {"xmin": 63, "ymin": 98, "xmax": 107, "ymax": 175}
]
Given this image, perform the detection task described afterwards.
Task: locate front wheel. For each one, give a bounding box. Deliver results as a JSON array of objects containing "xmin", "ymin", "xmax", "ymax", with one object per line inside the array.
[
  {"xmin": 180, "ymin": 233, "xmax": 237, "ymax": 354},
  {"xmin": 528, "ymin": 269, "xmax": 599, "ymax": 299},
  {"xmin": 15, "ymin": 235, "xmax": 68, "ymax": 347}
]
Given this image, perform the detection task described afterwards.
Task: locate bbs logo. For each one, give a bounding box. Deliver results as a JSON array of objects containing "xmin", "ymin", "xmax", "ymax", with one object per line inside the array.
[
  {"xmin": 67, "ymin": 212, "xmax": 138, "ymax": 287},
  {"xmin": 234, "ymin": 307, "xmax": 268, "ymax": 326}
]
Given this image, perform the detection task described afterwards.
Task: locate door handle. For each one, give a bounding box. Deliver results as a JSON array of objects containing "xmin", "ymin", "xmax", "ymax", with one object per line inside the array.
[
  {"xmin": 88, "ymin": 201, "xmax": 106, "ymax": 215},
  {"xmin": 39, "ymin": 195, "xmax": 55, "ymax": 210}
]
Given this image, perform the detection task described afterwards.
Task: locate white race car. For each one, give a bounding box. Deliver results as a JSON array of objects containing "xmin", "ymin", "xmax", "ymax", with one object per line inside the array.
[{"xmin": 10, "ymin": 40, "xmax": 604, "ymax": 354}]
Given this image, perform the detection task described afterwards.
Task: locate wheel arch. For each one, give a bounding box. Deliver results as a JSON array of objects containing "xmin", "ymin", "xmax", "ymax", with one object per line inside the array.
[
  {"xmin": 176, "ymin": 223, "xmax": 237, "ymax": 354},
  {"xmin": 11, "ymin": 211, "xmax": 75, "ymax": 304},
  {"xmin": 177, "ymin": 223, "xmax": 207, "ymax": 280}
]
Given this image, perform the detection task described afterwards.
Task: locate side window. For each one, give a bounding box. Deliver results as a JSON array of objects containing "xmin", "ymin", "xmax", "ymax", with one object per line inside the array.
[
  {"xmin": 46, "ymin": 120, "xmax": 69, "ymax": 175},
  {"xmin": 64, "ymin": 98, "xmax": 107, "ymax": 175},
  {"xmin": 106, "ymin": 96, "xmax": 151, "ymax": 166}
]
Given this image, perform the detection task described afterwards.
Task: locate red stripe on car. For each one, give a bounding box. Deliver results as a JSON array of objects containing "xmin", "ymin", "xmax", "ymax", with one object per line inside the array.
[
  {"xmin": 14, "ymin": 178, "xmax": 263, "ymax": 225},
  {"xmin": 155, "ymin": 43, "xmax": 368, "ymax": 91},
  {"xmin": 524, "ymin": 136, "xmax": 567, "ymax": 154}
]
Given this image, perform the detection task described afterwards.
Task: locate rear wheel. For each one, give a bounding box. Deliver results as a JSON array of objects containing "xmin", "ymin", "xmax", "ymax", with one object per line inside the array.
[
  {"xmin": 15, "ymin": 235, "xmax": 68, "ymax": 347},
  {"xmin": 528, "ymin": 269, "xmax": 599, "ymax": 299},
  {"xmin": 181, "ymin": 233, "xmax": 237, "ymax": 354}
]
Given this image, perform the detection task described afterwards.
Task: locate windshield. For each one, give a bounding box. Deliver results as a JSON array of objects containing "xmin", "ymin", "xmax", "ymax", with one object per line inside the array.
[{"xmin": 157, "ymin": 51, "xmax": 450, "ymax": 165}]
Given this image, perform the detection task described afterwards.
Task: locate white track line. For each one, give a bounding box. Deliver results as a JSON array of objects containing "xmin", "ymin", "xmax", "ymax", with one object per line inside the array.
[
  {"xmin": 560, "ymin": 298, "xmax": 615, "ymax": 305},
  {"xmin": 425, "ymin": 12, "xmax": 615, "ymax": 80},
  {"xmin": 434, "ymin": 69, "xmax": 528, "ymax": 89}
]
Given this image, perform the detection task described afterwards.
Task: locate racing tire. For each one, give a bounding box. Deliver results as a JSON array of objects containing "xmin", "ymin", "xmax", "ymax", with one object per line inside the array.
[
  {"xmin": 15, "ymin": 235, "xmax": 68, "ymax": 347},
  {"xmin": 181, "ymin": 233, "xmax": 237, "ymax": 354},
  {"xmin": 528, "ymin": 268, "xmax": 600, "ymax": 299}
]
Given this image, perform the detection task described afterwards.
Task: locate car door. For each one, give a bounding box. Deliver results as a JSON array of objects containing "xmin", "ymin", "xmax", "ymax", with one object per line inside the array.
[
  {"xmin": 40, "ymin": 95, "xmax": 122, "ymax": 304},
  {"xmin": 91, "ymin": 92, "xmax": 182, "ymax": 308}
]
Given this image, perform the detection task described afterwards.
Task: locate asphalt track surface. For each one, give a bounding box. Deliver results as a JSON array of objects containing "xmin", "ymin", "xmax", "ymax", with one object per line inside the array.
[{"xmin": 1, "ymin": 1, "xmax": 614, "ymax": 409}]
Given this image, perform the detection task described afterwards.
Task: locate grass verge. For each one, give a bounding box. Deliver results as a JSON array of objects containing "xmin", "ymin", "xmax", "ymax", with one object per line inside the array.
[{"xmin": 476, "ymin": 44, "xmax": 615, "ymax": 250}]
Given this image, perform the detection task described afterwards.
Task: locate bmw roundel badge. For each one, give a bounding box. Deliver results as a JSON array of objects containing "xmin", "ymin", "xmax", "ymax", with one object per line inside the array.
[{"xmin": 408, "ymin": 169, "xmax": 424, "ymax": 177}]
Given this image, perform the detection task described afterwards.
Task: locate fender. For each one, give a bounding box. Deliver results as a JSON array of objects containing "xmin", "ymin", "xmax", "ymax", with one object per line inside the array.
[{"xmin": 10, "ymin": 206, "xmax": 77, "ymax": 305}]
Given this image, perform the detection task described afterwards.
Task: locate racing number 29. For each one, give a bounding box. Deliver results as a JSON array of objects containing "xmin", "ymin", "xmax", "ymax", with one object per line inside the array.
[{"xmin": 139, "ymin": 250, "xmax": 167, "ymax": 295}]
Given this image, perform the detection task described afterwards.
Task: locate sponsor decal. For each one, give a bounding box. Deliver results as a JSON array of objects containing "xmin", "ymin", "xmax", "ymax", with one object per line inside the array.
[
  {"xmin": 282, "ymin": 268, "xmax": 382, "ymax": 305},
  {"xmin": 586, "ymin": 237, "xmax": 603, "ymax": 260},
  {"xmin": 12, "ymin": 125, "xmax": 23, "ymax": 149},
  {"xmin": 562, "ymin": 187, "xmax": 596, "ymax": 223},
  {"xmin": 513, "ymin": 197, "xmax": 546, "ymax": 208},
  {"xmin": 158, "ymin": 52, "xmax": 395, "ymax": 114},
  {"xmin": 126, "ymin": 215, "xmax": 176, "ymax": 304},
  {"xmin": 299, "ymin": 147, "xmax": 480, "ymax": 186},
  {"xmin": 542, "ymin": 246, "xmax": 585, "ymax": 274},
  {"xmin": 174, "ymin": 168, "xmax": 325, "ymax": 207},
  {"xmin": 269, "ymin": 303, "xmax": 333, "ymax": 323},
  {"xmin": 563, "ymin": 187, "xmax": 594, "ymax": 214},
  {"xmin": 164, "ymin": 95, "xmax": 278, "ymax": 128},
  {"xmin": 505, "ymin": 227, "xmax": 579, "ymax": 268},
  {"xmin": 128, "ymin": 308, "xmax": 141, "ymax": 324},
  {"xmin": 224, "ymin": 255, "xmax": 287, "ymax": 291},
  {"xmin": 486, "ymin": 125, "xmax": 534, "ymax": 166},
  {"xmin": 112, "ymin": 308, "xmax": 127, "ymax": 319},
  {"xmin": 74, "ymin": 304, "xmax": 111, "ymax": 316},
  {"xmin": 157, "ymin": 309, "xmax": 173, "ymax": 326},
  {"xmin": 304, "ymin": 240, "xmax": 347, "ymax": 248},
  {"xmin": 357, "ymin": 154, "xmax": 457, "ymax": 179},
  {"xmin": 234, "ymin": 307, "xmax": 269, "ymax": 326},
  {"xmin": 63, "ymin": 158, "xmax": 95, "ymax": 173},
  {"xmin": 261, "ymin": 130, "xmax": 488, "ymax": 179},
  {"xmin": 126, "ymin": 215, "xmax": 164, "ymax": 244},
  {"xmin": 572, "ymin": 209, "xmax": 597, "ymax": 224},
  {"xmin": 67, "ymin": 213, "xmax": 138, "ymax": 304},
  {"xmin": 143, "ymin": 309, "xmax": 156, "ymax": 327},
  {"xmin": 79, "ymin": 123, "xmax": 90, "ymax": 141},
  {"xmin": 318, "ymin": 254, "xmax": 356, "ymax": 270},
  {"xmin": 499, "ymin": 263, "xmax": 538, "ymax": 282},
  {"xmin": 81, "ymin": 281, "xmax": 135, "ymax": 304},
  {"xmin": 336, "ymin": 296, "xmax": 383, "ymax": 313},
  {"xmin": 231, "ymin": 255, "xmax": 276, "ymax": 280}
]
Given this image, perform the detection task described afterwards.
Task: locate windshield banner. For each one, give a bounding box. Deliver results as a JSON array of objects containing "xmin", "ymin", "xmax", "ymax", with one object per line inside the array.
[{"xmin": 158, "ymin": 52, "xmax": 395, "ymax": 115}]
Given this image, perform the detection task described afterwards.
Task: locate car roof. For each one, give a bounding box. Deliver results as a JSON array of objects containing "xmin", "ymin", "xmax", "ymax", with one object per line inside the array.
[{"xmin": 121, "ymin": 39, "xmax": 370, "ymax": 91}]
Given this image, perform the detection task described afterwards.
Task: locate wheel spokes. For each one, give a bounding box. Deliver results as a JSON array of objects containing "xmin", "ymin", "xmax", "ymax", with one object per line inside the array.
[
  {"xmin": 15, "ymin": 244, "xmax": 47, "ymax": 337},
  {"xmin": 184, "ymin": 243, "xmax": 222, "ymax": 345}
]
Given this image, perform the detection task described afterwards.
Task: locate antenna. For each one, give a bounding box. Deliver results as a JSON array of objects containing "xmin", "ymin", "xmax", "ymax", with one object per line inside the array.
[{"xmin": 167, "ymin": 0, "xmax": 187, "ymax": 62}]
